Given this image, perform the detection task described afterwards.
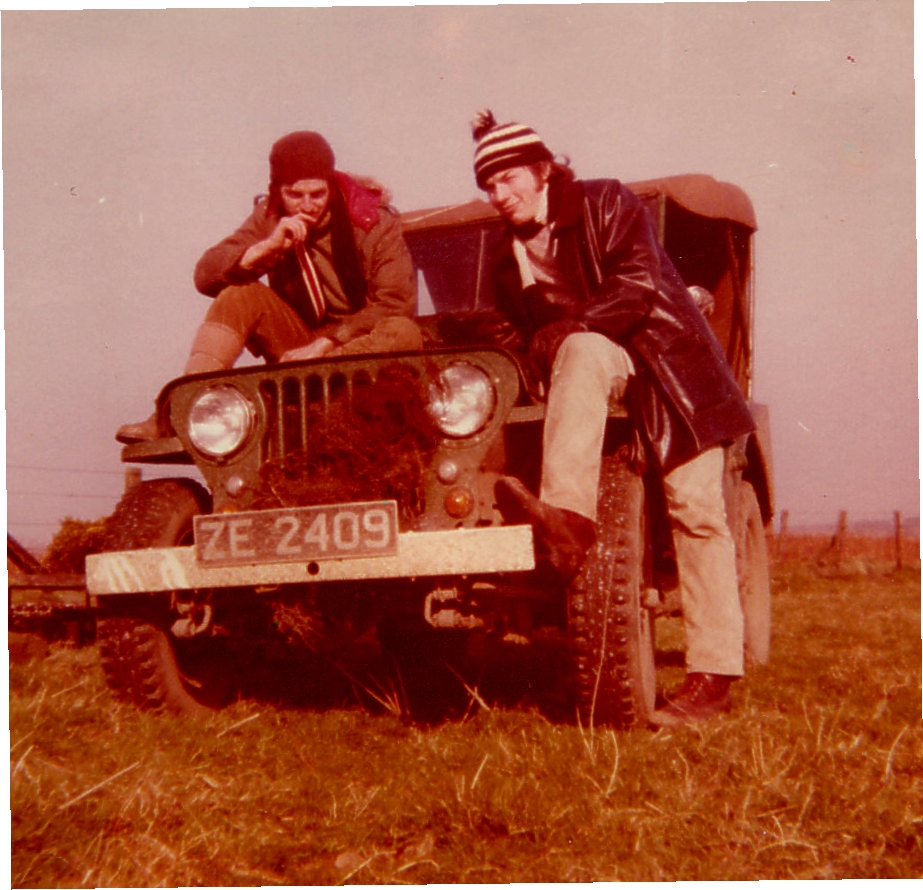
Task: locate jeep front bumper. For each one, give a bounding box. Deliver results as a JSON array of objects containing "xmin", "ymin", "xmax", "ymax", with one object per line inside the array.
[{"xmin": 85, "ymin": 525, "xmax": 535, "ymax": 596}]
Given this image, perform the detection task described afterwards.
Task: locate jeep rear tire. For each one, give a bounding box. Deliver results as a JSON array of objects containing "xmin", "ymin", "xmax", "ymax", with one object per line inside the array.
[
  {"xmin": 735, "ymin": 480, "xmax": 771, "ymax": 666},
  {"xmin": 567, "ymin": 452, "xmax": 656, "ymax": 729},
  {"xmin": 96, "ymin": 479, "xmax": 233, "ymax": 715}
]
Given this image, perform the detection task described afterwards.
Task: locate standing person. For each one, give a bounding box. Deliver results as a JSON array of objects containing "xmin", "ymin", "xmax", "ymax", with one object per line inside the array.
[
  {"xmin": 117, "ymin": 130, "xmax": 421, "ymax": 443},
  {"xmin": 469, "ymin": 109, "xmax": 755, "ymax": 728}
]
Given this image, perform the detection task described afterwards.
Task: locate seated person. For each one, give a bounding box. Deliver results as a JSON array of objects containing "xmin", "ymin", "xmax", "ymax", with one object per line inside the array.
[{"xmin": 117, "ymin": 129, "xmax": 421, "ymax": 443}]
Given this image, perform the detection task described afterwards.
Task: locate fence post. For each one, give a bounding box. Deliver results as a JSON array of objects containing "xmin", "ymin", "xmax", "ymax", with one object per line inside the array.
[
  {"xmin": 894, "ymin": 510, "xmax": 903, "ymax": 571},
  {"xmin": 124, "ymin": 468, "xmax": 142, "ymax": 492},
  {"xmin": 835, "ymin": 511, "xmax": 848, "ymax": 566},
  {"xmin": 777, "ymin": 509, "xmax": 789, "ymax": 561}
]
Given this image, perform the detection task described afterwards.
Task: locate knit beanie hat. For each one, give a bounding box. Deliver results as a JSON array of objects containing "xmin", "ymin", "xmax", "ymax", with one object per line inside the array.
[
  {"xmin": 471, "ymin": 109, "xmax": 554, "ymax": 189},
  {"xmin": 269, "ymin": 131, "xmax": 336, "ymax": 186}
]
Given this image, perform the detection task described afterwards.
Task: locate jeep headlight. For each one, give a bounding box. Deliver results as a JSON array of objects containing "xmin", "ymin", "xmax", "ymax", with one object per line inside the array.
[
  {"xmin": 428, "ymin": 362, "xmax": 497, "ymax": 438},
  {"xmin": 187, "ymin": 385, "xmax": 254, "ymax": 458}
]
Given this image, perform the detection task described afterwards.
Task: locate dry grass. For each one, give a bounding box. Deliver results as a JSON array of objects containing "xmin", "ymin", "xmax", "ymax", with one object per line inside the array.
[{"xmin": 9, "ymin": 543, "xmax": 923, "ymax": 885}]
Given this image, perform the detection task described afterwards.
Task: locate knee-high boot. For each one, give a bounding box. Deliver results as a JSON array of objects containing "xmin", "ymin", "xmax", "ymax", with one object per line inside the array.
[
  {"xmin": 182, "ymin": 321, "xmax": 245, "ymax": 374},
  {"xmin": 115, "ymin": 322, "xmax": 245, "ymax": 443}
]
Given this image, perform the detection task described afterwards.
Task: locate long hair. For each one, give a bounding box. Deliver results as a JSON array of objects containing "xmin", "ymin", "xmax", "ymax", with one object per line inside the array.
[
  {"xmin": 540, "ymin": 158, "xmax": 576, "ymax": 223},
  {"xmin": 547, "ymin": 157, "xmax": 576, "ymax": 184},
  {"xmin": 326, "ymin": 180, "xmax": 368, "ymax": 311},
  {"xmin": 265, "ymin": 178, "xmax": 367, "ymax": 312}
]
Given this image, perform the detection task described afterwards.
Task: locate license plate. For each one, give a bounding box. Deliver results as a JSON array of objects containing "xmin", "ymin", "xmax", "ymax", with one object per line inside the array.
[{"xmin": 194, "ymin": 500, "xmax": 399, "ymax": 567}]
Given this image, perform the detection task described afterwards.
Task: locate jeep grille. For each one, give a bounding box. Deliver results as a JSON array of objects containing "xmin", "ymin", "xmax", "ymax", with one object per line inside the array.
[
  {"xmin": 252, "ymin": 360, "xmax": 442, "ymax": 525},
  {"xmin": 258, "ymin": 368, "xmax": 372, "ymax": 462}
]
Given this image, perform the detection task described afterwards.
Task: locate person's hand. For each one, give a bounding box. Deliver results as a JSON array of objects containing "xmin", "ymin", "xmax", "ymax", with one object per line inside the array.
[
  {"xmin": 267, "ymin": 214, "xmax": 312, "ymax": 252},
  {"xmin": 471, "ymin": 312, "xmax": 524, "ymax": 350},
  {"xmin": 280, "ymin": 337, "xmax": 337, "ymax": 362},
  {"xmin": 528, "ymin": 319, "xmax": 587, "ymax": 384},
  {"xmin": 240, "ymin": 215, "xmax": 312, "ymax": 270}
]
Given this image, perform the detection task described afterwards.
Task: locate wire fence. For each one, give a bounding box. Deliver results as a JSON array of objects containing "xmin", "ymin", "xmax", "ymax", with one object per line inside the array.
[
  {"xmin": 8, "ymin": 464, "xmax": 920, "ymax": 571},
  {"xmin": 771, "ymin": 509, "xmax": 919, "ymax": 570},
  {"xmin": 6, "ymin": 465, "xmax": 206, "ymax": 550}
]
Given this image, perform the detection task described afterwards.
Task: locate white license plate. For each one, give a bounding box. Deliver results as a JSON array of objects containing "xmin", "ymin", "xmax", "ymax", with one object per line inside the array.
[{"xmin": 194, "ymin": 500, "xmax": 399, "ymax": 567}]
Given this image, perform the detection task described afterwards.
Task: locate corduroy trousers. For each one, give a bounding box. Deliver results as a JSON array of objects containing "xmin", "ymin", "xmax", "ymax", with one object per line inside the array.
[{"xmin": 202, "ymin": 282, "xmax": 422, "ymax": 362}]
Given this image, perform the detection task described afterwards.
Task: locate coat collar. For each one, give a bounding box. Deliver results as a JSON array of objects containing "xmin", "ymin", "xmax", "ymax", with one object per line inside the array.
[
  {"xmin": 548, "ymin": 177, "xmax": 585, "ymax": 230},
  {"xmin": 333, "ymin": 171, "xmax": 382, "ymax": 233}
]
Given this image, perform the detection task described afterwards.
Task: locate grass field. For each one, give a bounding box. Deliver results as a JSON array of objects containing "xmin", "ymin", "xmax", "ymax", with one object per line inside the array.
[{"xmin": 9, "ymin": 544, "xmax": 923, "ymax": 885}]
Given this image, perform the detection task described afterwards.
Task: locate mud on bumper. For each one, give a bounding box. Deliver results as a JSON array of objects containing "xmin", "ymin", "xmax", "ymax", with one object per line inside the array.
[{"xmin": 86, "ymin": 525, "xmax": 535, "ymax": 596}]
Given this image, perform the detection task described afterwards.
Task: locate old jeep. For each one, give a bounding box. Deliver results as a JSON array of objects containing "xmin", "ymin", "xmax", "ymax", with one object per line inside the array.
[{"xmin": 86, "ymin": 174, "xmax": 773, "ymax": 727}]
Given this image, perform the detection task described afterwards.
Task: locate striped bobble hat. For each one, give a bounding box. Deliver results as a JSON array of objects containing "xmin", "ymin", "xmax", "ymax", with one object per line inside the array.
[{"xmin": 471, "ymin": 109, "xmax": 554, "ymax": 189}]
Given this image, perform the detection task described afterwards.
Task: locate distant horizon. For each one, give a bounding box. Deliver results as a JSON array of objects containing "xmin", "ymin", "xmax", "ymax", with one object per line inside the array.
[{"xmin": 10, "ymin": 507, "xmax": 920, "ymax": 560}]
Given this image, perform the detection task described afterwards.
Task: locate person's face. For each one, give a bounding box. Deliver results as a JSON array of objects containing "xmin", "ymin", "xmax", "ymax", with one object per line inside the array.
[
  {"xmin": 485, "ymin": 165, "xmax": 547, "ymax": 226},
  {"xmin": 280, "ymin": 178, "xmax": 331, "ymax": 225}
]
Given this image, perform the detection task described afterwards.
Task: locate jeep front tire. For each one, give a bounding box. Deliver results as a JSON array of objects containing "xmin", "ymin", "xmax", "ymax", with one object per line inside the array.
[
  {"xmin": 567, "ymin": 452, "xmax": 656, "ymax": 728},
  {"xmin": 96, "ymin": 479, "xmax": 233, "ymax": 714}
]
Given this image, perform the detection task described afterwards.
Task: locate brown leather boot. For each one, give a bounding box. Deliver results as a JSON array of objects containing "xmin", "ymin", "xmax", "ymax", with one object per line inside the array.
[
  {"xmin": 649, "ymin": 672, "xmax": 736, "ymax": 728},
  {"xmin": 115, "ymin": 412, "xmax": 160, "ymax": 444},
  {"xmin": 115, "ymin": 323, "xmax": 243, "ymax": 444},
  {"xmin": 495, "ymin": 476, "xmax": 596, "ymax": 583}
]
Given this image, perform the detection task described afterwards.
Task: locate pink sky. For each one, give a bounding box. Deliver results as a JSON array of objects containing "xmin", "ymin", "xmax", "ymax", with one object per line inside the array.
[{"xmin": 3, "ymin": 1, "xmax": 918, "ymax": 549}]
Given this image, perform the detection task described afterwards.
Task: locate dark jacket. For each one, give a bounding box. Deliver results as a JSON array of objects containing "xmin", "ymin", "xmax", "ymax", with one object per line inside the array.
[{"xmin": 491, "ymin": 176, "xmax": 754, "ymax": 471}]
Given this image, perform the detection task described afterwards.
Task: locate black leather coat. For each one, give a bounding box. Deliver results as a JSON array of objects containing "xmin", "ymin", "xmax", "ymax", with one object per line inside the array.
[{"xmin": 491, "ymin": 177, "xmax": 755, "ymax": 472}]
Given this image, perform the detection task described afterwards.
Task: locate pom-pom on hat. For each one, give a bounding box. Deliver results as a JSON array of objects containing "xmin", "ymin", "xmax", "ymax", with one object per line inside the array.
[
  {"xmin": 269, "ymin": 131, "xmax": 336, "ymax": 187},
  {"xmin": 471, "ymin": 109, "xmax": 554, "ymax": 190}
]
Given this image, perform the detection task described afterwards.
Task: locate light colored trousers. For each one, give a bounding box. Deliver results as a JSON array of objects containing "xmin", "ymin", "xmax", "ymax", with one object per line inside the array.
[{"xmin": 542, "ymin": 333, "xmax": 744, "ymax": 677}]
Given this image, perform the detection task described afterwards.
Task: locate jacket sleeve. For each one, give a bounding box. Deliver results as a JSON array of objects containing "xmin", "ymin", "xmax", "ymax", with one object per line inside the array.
[
  {"xmin": 193, "ymin": 200, "xmax": 277, "ymax": 297},
  {"xmin": 578, "ymin": 182, "xmax": 663, "ymax": 342},
  {"xmin": 325, "ymin": 206, "xmax": 417, "ymax": 345}
]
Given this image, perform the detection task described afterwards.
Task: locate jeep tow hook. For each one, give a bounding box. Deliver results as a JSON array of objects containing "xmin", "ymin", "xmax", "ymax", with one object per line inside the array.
[{"xmin": 423, "ymin": 588, "xmax": 486, "ymax": 630}]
